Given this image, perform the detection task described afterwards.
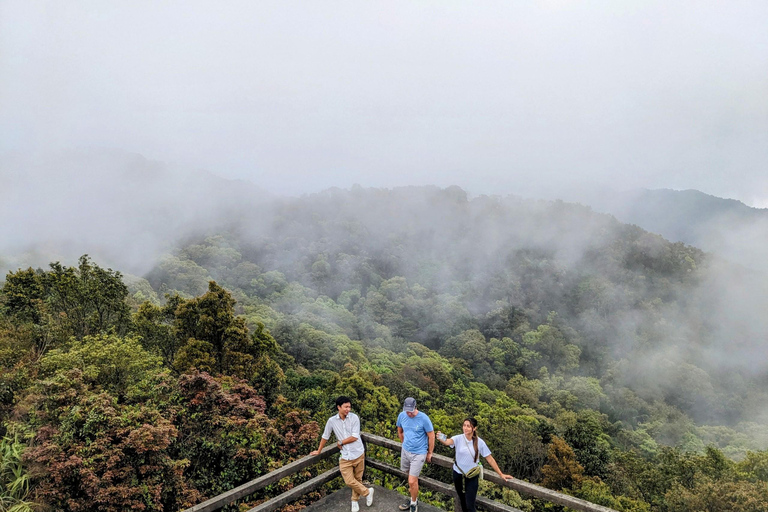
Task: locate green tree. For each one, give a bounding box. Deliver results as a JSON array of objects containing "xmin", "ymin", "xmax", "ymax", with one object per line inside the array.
[
  {"xmin": 2, "ymin": 256, "xmax": 130, "ymax": 347},
  {"xmin": 558, "ymin": 410, "xmax": 613, "ymax": 479},
  {"xmin": 39, "ymin": 333, "xmax": 161, "ymax": 399},
  {"xmin": 522, "ymin": 322, "xmax": 580, "ymax": 375},
  {"xmin": 170, "ymin": 282, "xmax": 260, "ymax": 378},
  {"xmin": 133, "ymin": 295, "xmax": 183, "ymax": 367}
]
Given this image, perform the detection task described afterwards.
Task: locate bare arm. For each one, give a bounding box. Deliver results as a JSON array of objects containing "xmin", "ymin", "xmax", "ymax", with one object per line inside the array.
[
  {"xmin": 310, "ymin": 437, "xmax": 328, "ymax": 456},
  {"xmin": 312, "ymin": 418, "xmax": 335, "ymax": 456},
  {"xmin": 435, "ymin": 431, "xmax": 454, "ymax": 446},
  {"xmin": 426, "ymin": 430, "xmax": 435, "ymax": 462},
  {"xmin": 397, "ymin": 426, "xmax": 404, "ymax": 443},
  {"xmin": 483, "ymin": 454, "xmax": 513, "ymax": 481}
]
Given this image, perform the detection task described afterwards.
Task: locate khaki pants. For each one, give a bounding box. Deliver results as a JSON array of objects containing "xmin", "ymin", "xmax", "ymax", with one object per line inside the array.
[{"xmin": 339, "ymin": 453, "xmax": 369, "ymax": 501}]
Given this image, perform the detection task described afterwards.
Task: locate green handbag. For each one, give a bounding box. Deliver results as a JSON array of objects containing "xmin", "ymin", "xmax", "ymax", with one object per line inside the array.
[{"xmin": 462, "ymin": 463, "xmax": 483, "ymax": 479}]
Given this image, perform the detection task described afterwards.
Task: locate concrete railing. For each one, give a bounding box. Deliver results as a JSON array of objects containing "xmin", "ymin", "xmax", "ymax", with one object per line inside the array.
[{"xmin": 182, "ymin": 432, "xmax": 618, "ymax": 512}]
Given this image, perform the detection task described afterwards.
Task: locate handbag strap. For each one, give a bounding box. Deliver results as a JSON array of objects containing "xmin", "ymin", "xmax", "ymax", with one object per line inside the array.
[
  {"xmin": 454, "ymin": 435, "xmax": 480, "ymax": 477},
  {"xmin": 464, "ymin": 435, "xmax": 477, "ymax": 461}
]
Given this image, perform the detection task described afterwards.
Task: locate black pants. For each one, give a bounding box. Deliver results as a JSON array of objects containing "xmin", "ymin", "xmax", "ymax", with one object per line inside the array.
[{"xmin": 452, "ymin": 469, "xmax": 480, "ymax": 512}]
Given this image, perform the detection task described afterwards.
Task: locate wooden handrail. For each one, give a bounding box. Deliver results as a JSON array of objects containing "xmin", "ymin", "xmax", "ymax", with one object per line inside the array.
[
  {"xmin": 361, "ymin": 433, "xmax": 617, "ymax": 512},
  {"xmin": 182, "ymin": 444, "xmax": 339, "ymax": 512},
  {"xmin": 244, "ymin": 467, "xmax": 341, "ymax": 512},
  {"xmin": 183, "ymin": 432, "xmax": 618, "ymax": 512}
]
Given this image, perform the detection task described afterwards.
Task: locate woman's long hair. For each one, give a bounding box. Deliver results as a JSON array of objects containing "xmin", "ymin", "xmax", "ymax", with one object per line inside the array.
[{"xmin": 464, "ymin": 417, "xmax": 479, "ymax": 462}]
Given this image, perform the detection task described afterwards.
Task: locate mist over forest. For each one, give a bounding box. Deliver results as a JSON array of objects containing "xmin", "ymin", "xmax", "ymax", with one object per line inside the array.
[
  {"xmin": 0, "ymin": 149, "xmax": 270, "ymax": 274},
  {"xmin": 5, "ymin": 149, "xmax": 768, "ymax": 510},
  {"xmin": 564, "ymin": 187, "xmax": 768, "ymax": 274},
  {"xmin": 156, "ymin": 177, "xmax": 768, "ymax": 425},
  {"xmin": 4, "ymin": 149, "xmax": 768, "ymax": 426},
  {"xmin": 3, "ymin": 1, "xmax": 768, "ymax": 509}
]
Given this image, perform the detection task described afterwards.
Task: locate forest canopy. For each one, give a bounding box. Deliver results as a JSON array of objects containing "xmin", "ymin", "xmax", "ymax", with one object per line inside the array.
[{"xmin": 2, "ymin": 186, "xmax": 768, "ymax": 511}]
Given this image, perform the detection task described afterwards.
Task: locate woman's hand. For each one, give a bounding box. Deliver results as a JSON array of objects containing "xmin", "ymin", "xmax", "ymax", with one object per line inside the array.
[{"xmin": 484, "ymin": 455, "xmax": 511, "ymax": 480}]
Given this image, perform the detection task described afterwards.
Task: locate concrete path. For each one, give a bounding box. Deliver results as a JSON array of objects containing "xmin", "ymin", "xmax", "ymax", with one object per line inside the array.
[{"xmin": 303, "ymin": 484, "xmax": 447, "ymax": 512}]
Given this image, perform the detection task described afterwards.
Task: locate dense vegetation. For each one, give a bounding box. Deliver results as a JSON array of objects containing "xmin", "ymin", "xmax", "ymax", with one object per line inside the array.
[{"xmin": 2, "ymin": 186, "xmax": 768, "ymax": 511}]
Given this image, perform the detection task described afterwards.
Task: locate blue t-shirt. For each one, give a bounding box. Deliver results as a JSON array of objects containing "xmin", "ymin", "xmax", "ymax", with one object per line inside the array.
[{"xmin": 397, "ymin": 411, "xmax": 434, "ymax": 454}]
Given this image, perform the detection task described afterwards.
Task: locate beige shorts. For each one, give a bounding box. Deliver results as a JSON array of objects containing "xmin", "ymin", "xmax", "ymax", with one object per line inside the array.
[{"xmin": 401, "ymin": 448, "xmax": 427, "ymax": 477}]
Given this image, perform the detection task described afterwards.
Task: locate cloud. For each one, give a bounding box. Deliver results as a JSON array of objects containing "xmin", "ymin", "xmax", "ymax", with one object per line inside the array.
[
  {"xmin": 1, "ymin": 1, "xmax": 766, "ymax": 202},
  {"xmin": 0, "ymin": 149, "xmax": 269, "ymax": 274}
]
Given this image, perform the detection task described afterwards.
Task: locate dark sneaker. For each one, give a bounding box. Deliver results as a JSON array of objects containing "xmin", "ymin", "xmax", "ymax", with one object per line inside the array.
[
  {"xmin": 398, "ymin": 502, "xmax": 410, "ymax": 511},
  {"xmin": 410, "ymin": 503, "xmax": 418, "ymax": 512}
]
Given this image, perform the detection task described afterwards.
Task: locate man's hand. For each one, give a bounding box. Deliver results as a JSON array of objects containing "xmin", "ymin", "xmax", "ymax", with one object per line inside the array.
[
  {"xmin": 310, "ymin": 450, "xmax": 320, "ymax": 456},
  {"xmin": 426, "ymin": 430, "xmax": 435, "ymax": 463}
]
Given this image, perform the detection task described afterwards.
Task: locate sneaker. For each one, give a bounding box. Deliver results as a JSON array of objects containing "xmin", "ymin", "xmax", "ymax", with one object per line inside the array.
[
  {"xmin": 366, "ymin": 487, "xmax": 374, "ymax": 507},
  {"xmin": 399, "ymin": 501, "xmax": 410, "ymax": 511},
  {"xmin": 351, "ymin": 500, "xmax": 359, "ymax": 512},
  {"xmin": 410, "ymin": 503, "xmax": 418, "ymax": 512}
]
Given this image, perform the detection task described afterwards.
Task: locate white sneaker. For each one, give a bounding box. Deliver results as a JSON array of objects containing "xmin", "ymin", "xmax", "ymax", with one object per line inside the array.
[
  {"xmin": 351, "ymin": 500, "xmax": 359, "ymax": 512},
  {"xmin": 366, "ymin": 487, "xmax": 374, "ymax": 506}
]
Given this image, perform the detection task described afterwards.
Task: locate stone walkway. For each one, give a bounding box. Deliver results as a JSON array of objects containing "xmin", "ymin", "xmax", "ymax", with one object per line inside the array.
[{"xmin": 303, "ymin": 484, "xmax": 447, "ymax": 512}]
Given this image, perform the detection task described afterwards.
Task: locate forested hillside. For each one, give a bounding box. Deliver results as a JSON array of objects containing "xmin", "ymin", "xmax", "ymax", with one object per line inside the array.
[
  {"xmin": 2, "ymin": 186, "xmax": 768, "ymax": 511},
  {"xmin": 568, "ymin": 187, "xmax": 768, "ymax": 273}
]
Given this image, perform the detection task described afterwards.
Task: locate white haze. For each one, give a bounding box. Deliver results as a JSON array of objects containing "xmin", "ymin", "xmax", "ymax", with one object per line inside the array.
[
  {"xmin": 2, "ymin": 0, "xmax": 768, "ymax": 435},
  {"xmin": 3, "ymin": 149, "xmax": 768, "ymax": 436},
  {"xmin": 0, "ymin": 149, "xmax": 271, "ymax": 274},
  {"xmin": 1, "ymin": 1, "xmax": 767, "ymax": 204}
]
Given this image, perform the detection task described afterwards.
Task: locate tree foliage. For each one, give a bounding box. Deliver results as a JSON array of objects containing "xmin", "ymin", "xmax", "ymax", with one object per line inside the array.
[
  {"xmin": 2, "ymin": 256, "xmax": 130, "ymax": 349},
  {"xmin": 2, "ymin": 185, "xmax": 768, "ymax": 511}
]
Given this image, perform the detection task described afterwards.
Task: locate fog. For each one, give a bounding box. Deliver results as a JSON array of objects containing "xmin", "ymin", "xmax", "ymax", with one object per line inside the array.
[
  {"xmin": 2, "ymin": 1, "xmax": 767, "ymax": 203},
  {"xmin": 2, "ymin": 1, "xmax": 768, "ymax": 437},
  {"xmin": 0, "ymin": 149, "xmax": 271, "ymax": 273}
]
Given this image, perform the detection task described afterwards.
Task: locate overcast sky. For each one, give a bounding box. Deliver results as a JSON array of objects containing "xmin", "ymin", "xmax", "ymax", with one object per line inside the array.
[{"xmin": 2, "ymin": 1, "xmax": 767, "ymax": 204}]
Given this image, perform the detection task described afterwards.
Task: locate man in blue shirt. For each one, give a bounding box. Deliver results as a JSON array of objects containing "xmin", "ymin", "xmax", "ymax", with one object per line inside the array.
[{"xmin": 396, "ymin": 397, "xmax": 434, "ymax": 512}]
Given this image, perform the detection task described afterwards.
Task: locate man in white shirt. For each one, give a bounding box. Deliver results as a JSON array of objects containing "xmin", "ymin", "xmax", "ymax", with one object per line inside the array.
[{"xmin": 310, "ymin": 396, "xmax": 374, "ymax": 512}]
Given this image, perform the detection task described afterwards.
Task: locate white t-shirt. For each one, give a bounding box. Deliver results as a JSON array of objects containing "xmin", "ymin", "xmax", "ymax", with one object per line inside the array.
[{"xmin": 450, "ymin": 434, "xmax": 491, "ymax": 474}]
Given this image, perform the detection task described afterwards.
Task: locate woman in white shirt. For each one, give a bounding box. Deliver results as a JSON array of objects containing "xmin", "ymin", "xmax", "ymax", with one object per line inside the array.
[{"xmin": 436, "ymin": 418, "xmax": 513, "ymax": 512}]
